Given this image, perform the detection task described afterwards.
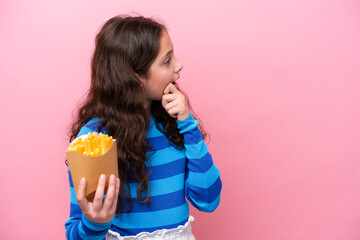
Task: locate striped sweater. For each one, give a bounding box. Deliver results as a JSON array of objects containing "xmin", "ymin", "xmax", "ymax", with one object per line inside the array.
[{"xmin": 65, "ymin": 113, "xmax": 222, "ymax": 239}]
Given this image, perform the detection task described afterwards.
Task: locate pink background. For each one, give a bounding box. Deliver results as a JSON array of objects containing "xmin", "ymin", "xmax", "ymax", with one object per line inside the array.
[{"xmin": 1, "ymin": 0, "xmax": 360, "ymax": 239}]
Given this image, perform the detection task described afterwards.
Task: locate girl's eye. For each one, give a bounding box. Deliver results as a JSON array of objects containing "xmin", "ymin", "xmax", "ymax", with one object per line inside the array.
[{"xmin": 164, "ymin": 58, "xmax": 172, "ymax": 65}]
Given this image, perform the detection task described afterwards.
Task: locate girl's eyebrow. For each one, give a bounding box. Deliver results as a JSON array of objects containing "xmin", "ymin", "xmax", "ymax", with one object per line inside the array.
[{"xmin": 162, "ymin": 50, "xmax": 173, "ymax": 59}]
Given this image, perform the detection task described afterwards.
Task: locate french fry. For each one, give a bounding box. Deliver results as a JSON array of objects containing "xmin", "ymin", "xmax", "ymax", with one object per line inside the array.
[
  {"xmin": 85, "ymin": 139, "xmax": 92, "ymax": 153},
  {"xmin": 76, "ymin": 144, "xmax": 85, "ymax": 154},
  {"xmin": 94, "ymin": 148, "xmax": 100, "ymax": 156},
  {"xmin": 92, "ymin": 132, "xmax": 98, "ymax": 139}
]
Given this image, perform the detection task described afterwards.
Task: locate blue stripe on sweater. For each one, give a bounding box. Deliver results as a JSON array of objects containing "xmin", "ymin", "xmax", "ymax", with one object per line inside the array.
[
  {"xmin": 78, "ymin": 221, "xmax": 107, "ymax": 240},
  {"xmin": 70, "ymin": 188, "xmax": 77, "ymax": 204},
  {"xmin": 187, "ymin": 176, "xmax": 222, "ymax": 203},
  {"xmin": 146, "ymin": 135, "xmax": 172, "ymax": 151},
  {"xmin": 66, "ymin": 220, "xmax": 76, "ymax": 239},
  {"xmin": 111, "ymin": 202, "xmax": 189, "ymax": 229},
  {"xmin": 128, "ymin": 173, "xmax": 185, "ymax": 198},
  {"xmin": 65, "ymin": 225, "xmax": 70, "ymax": 239},
  {"xmin": 147, "ymin": 158, "xmax": 186, "ymax": 181},
  {"xmin": 187, "ymin": 189, "xmax": 221, "ymax": 213},
  {"xmin": 188, "ymin": 164, "xmax": 220, "ymax": 188},
  {"xmin": 183, "ymin": 128, "xmax": 203, "ymax": 145},
  {"xmin": 74, "ymin": 226, "xmax": 82, "ymax": 240},
  {"xmin": 176, "ymin": 114, "xmax": 199, "ymax": 134},
  {"xmin": 68, "ymin": 221, "xmax": 81, "ymax": 240},
  {"xmin": 70, "ymin": 203, "xmax": 83, "ymax": 217},
  {"xmin": 82, "ymin": 215, "xmax": 112, "ymax": 232},
  {"xmin": 80, "ymin": 220, "xmax": 108, "ymax": 236},
  {"xmin": 187, "ymin": 152, "xmax": 213, "ymax": 173},
  {"xmin": 77, "ymin": 118, "xmax": 107, "ymax": 137},
  {"xmin": 85, "ymin": 119, "xmax": 101, "ymax": 131},
  {"xmin": 184, "ymin": 141, "xmax": 208, "ymax": 159},
  {"xmin": 129, "ymin": 158, "xmax": 186, "ymax": 182},
  {"xmin": 77, "ymin": 126, "xmax": 94, "ymax": 137},
  {"xmin": 68, "ymin": 170, "xmax": 74, "ymax": 187},
  {"xmin": 121, "ymin": 189, "xmax": 185, "ymax": 213},
  {"xmin": 146, "ymin": 147, "xmax": 186, "ymax": 166},
  {"xmin": 146, "ymin": 118, "xmax": 165, "ymax": 138}
]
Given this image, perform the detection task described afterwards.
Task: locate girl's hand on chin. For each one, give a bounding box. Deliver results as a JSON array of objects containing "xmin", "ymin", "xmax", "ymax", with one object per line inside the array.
[{"xmin": 162, "ymin": 83, "xmax": 191, "ymax": 122}]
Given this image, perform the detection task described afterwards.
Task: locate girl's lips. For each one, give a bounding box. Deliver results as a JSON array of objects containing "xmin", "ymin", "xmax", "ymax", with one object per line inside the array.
[{"xmin": 171, "ymin": 75, "xmax": 180, "ymax": 84}]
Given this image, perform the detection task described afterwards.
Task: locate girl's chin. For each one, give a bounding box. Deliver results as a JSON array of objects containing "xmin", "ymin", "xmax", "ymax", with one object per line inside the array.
[{"xmin": 146, "ymin": 97, "xmax": 162, "ymax": 104}]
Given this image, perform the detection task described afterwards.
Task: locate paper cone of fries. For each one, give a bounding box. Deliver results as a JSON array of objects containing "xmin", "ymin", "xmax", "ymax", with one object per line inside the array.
[{"xmin": 66, "ymin": 133, "xmax": 119, "ymax": 200}]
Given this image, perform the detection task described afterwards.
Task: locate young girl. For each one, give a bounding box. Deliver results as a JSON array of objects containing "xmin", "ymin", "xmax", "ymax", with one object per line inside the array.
[{"xmin": 65, "ymin": 15, "xmax": 222, "ymax": 240}]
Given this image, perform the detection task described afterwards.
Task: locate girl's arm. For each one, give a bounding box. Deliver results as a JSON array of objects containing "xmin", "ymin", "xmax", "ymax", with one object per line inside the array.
[
  {"xmin": 65, "ymin": 172, "xmax": 114, "ymax": 240},
  {"xmin": 176, "ymin": 113, "xmax": 222, "ymax": 212},
  {"xmin": 162, "ymin": 83, "xmax": 222, "ymax": 212}
]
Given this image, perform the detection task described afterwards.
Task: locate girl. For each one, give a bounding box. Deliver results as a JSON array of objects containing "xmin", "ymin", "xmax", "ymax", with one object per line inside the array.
[{"xmin": 65, "ymin": 15, "xmax": 222, "ymax": 240}]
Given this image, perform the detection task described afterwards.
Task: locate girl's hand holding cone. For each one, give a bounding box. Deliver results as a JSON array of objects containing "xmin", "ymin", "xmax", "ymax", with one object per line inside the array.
[{"xmin": 76, "ymin": 174, "xmax": 120, "ymax": 224}]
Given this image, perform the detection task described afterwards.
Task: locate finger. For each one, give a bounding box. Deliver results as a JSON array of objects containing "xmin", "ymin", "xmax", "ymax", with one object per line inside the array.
[
  {"xmin": 161, "ymin": 96, "xmax": 167, "ymax": 109},
  {"xmin": 163, "ymin": 83, "xmax": 172, "ymax": 94},
  {"xmin": 110, "ymin": 178, "xmax": 120, "ymax": 212},
  {"xmin": 167, "ymin": 106, "xmax": 180, "ymax": 117},
  {"xmin": 166, "ymin": 107, "xmax": 178, "ymax": 118},
  {"xmin": 161, "ymin": 94, "xmax": 176, "ymax": 109},
  {"xmin": 76, "ymin": 178, "xmax": 89, "ymax": 211},
  {"xmin": 164, "ymin": 99, "xmax": 179, "ymax": 111},
  {"xmin": 163, "ymin": 83, "xmax": 179, "ymax": 95},
  {"xmin": 162, "ymin": 94, "xmax": 177, "ymax": 104},
  {"xmin": 93, "ymin": 174, "xmax": 106, "ymax": 211},
  {"xmin": 102, "ymin": 175, "xmax": 116, "ymax": 212}
]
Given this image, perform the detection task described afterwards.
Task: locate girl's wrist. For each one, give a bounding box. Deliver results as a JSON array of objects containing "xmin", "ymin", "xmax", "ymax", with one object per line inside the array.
[
  {"xmin": 81, "ymin": 214, "xmax": 112, "ymax": 230},
  {"xmin": 176, "ymin": 112, "xmax": 199, "ymax": 135},
  {"xmin": 177, "ymin": 111, "xmax": 191, "ymax": 122}
]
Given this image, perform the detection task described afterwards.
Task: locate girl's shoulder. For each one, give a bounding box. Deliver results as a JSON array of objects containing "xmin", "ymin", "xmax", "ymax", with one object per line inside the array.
[{"xmin": 77, "ymin": 117, "xmax": 108, "ymax": 137}]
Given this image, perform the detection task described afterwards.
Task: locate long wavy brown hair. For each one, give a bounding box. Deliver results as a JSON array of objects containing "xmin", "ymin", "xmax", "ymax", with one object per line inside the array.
[{"xmin": 67, "ymin": 15, "xmax": 208, "ymax": 215}]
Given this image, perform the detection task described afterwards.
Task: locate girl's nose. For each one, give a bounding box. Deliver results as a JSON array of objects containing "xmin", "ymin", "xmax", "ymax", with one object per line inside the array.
[{"xmin": 175, "ymin": 58, "xmax": 183, "ymax": 73}]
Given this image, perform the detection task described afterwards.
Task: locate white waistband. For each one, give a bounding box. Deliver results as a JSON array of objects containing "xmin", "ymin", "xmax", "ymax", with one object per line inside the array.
[{"xmin": 107, "ymin": 215, "xmax": 195, "ymax": 240}]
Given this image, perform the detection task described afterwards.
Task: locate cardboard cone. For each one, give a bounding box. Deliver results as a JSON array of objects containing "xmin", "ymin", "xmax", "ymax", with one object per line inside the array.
[{"xmin": 67, "ymin": 138, "xmax": 118, "ymax": 200}]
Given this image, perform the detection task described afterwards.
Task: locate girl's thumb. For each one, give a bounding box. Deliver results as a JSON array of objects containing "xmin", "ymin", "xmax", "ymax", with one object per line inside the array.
[{"xmin": 163, "ymin": 82, "xmax": 178, "ymax": 94}]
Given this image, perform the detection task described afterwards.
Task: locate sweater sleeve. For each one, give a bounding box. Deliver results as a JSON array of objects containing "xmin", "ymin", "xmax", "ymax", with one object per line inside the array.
[
  {"xmin": 176, "ymin": 113, "xmax": 222, "ymax": 212},
  {"xmin": 64, "ymin": 119, "xmax": 112, "ymax": 240}
]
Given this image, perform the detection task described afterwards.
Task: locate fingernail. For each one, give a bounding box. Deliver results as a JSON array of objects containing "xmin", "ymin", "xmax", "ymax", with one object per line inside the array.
[
  {"xmin": 100, "ymin": 174, "xmax": 106, "ymax": 180},
  {"xmin": 80, "ymin": 178, "xmax": 85, "ymax": 184}
]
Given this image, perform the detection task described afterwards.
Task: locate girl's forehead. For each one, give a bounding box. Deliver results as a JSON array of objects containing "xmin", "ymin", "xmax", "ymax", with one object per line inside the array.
[{"xmin": 158, "ymin": 31, "xmax": 174, "ymax": 57}]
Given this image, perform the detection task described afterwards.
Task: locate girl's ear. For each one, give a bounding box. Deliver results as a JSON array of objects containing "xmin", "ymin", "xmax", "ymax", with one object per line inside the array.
[
  {"xmin": 136, "ymin": 72, "xmax": 150, "ymax": 81},
  {"xmin": 135, "ymin": 73, "xmax": 147, "ymax": 88}
]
